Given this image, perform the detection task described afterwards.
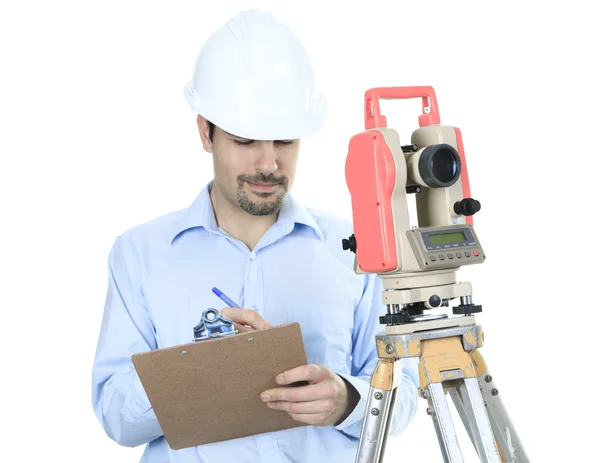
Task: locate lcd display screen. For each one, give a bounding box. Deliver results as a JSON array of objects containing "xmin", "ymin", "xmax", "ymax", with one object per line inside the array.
[{"xmin": 429, "ymin": 231, "xmax": 467, "ymax": 245}]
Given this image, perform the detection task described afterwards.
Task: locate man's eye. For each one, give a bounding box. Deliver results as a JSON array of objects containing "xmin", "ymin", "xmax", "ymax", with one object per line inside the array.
[
  {"xmin": 233, "ymin": 140, "xmax": 254, "ymax": 146},
  {"xmin": 276, "ymin": 140, "xmax": 294, "ymax": 145}
]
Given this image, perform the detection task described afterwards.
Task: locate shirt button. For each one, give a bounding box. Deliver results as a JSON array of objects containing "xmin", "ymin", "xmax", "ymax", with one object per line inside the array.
[{"xmin": 250, "ymin": 252, "xmax": 256, "ymax": 259}]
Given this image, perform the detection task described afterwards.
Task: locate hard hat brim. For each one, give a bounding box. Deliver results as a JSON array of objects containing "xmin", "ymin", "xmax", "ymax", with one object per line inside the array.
[{"xmin": 184, "ymin": 82, "xmax": 328, "ymax": 140}]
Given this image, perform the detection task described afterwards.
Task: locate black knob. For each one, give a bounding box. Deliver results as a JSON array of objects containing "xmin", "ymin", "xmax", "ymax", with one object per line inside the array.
[
  {"xmin": 342, "ymin": 234, "xmax": 357, "ymax": 254},
  {"xmin": 428, "ymin": 295, "xmax": 442, "ymax": 308},
  {"xmin": 454, "ymin": 198, "xmax": 481, "ymax": 216}
]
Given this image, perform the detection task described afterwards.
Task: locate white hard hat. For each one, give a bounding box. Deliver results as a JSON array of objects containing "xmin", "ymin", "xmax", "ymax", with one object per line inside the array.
[{"xmin": 183, "ymin": 9, "xmax": 328, "ymax": 141}]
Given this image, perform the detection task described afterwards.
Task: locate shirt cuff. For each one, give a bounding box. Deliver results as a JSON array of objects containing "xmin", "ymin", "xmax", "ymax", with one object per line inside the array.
[
  {"xmin": 333, "ymin": 373, "xmax": 370, "ymax": 432},
  {"xmin": 122, "ymin": 367, "xmax": 153, "ymax": 423}
]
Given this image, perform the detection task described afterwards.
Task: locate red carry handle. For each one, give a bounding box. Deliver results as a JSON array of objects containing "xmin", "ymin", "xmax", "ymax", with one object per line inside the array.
[{"xmin": 364, "ymin": 86, "xmax": 441, "ymax": 129}]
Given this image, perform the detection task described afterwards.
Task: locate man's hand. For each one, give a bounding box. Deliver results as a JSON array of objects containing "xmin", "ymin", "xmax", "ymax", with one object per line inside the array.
[
  {"xmin": 220, "ymin": 308, "xmax": 272, "ymax": 333},
  {"xmin": 261, "ymin": 364, "xmax": 359, "ymax": 427}
]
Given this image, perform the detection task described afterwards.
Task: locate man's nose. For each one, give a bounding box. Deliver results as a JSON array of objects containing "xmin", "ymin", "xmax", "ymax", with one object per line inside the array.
[{"xmin": 254, "ymin": 142, "xmax": 278, "ymax": 174}]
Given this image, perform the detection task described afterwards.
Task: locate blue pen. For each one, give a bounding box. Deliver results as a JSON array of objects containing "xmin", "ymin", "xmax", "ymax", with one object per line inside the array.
[{"xmin": 212, "ymin": 287, "xmax": 241, "ymax": 308}]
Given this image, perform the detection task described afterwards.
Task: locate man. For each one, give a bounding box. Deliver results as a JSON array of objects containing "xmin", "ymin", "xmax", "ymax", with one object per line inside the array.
[{"xmin": 92, "ymin": 9, "xmax": 418, "ymax": 463}]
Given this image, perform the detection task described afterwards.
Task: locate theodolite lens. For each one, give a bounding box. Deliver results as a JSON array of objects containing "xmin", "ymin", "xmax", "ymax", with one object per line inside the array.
[{"xmin": 419, "ymin": 144, "xmax": 461, "ymax": 188}]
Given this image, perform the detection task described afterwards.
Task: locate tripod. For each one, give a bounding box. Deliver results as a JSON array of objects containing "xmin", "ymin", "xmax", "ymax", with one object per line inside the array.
[{"xmin": 354, "ymin": 314, "xmax": 528, "ymax": 463}]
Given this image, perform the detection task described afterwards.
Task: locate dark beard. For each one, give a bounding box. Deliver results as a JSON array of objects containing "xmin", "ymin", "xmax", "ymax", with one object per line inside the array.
[{"xmin": 236, "ymin": 173, "xmax": 289, "ymax": 216}]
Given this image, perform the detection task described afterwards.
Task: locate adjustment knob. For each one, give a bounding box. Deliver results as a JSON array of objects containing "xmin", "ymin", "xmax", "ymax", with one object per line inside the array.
[
  {"xmin": 454, "ymin": 198, "xmax": 481, "ymax": 216},
  {"xmin": 342, "ymin": 234, "xmax": 357, "ymax": 254},
  {"xmin": 428, "ymin": 295, "xmax": 442, "ymax": 308}
]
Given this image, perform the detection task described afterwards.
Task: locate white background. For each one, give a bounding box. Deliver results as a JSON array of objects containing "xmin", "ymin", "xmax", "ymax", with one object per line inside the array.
[{"xmin": 1, "ymin": 1, "xmax": 598, "ymax": 462}]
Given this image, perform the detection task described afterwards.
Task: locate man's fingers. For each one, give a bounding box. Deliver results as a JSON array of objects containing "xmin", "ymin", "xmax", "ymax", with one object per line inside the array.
[
  {"xmin": 234, "ymin": 322, "xmax": 254, "ymax": 333},
  {"xmin": 276, "ymin": 364, "xmax": 330, "ymax": 386},
  {"xmin": 221, "ymin": 308, "xmax": 272, "ymax": 330},
  {"xmin": 267, "ymin": 399, "xmax": 333, "ymax": 415},
  {"xmin": 262, "ymin": 381, "xmax": 334, "ymax": 403}
]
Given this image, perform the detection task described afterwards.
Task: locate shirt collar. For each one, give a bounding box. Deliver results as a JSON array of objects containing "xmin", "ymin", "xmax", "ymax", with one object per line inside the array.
[{"xmin": 170, "ymin": 181, "xmax": 324, "ymax": 244}]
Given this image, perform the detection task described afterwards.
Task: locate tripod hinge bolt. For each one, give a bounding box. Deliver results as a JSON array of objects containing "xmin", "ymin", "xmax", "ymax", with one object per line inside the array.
[
  {"xmin": 491, "ymin": 388, "xmax": 499, "ymax": 396},
  {"xmin": 371, "ymin": 408, "xmax": 380, "ymax": 416},
  {"xmin": 426, "ymin": 407, "xmax": 433, "ymax": 416},
  {"xmin": 385, "ymin": 344, "xmax": 394, "ymax": 354},
  {"xmin": 422, "ymin": 389, "xmax": 430, "ymax": 399},
  {"xmin": 374, "ymin": 392, "xmax": 383, "ymax": 400},
  {"xmin": 485, "ymin": 375, "xmax": 493, "ymax": 383}
]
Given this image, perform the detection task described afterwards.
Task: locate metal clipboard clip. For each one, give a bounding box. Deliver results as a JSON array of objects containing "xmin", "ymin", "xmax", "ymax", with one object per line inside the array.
[{"xmin": 193, "ymin": 308, "xmax": 237, "ymax": 342}]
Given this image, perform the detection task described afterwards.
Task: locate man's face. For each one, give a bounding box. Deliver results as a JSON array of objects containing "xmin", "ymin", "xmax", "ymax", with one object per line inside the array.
[{"xmin": 197, "ymin": 116, "xmax": 300, "ymax": 216}]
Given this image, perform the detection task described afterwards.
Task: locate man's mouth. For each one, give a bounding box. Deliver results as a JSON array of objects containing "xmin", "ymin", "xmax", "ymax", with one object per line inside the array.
[{"xmin": 245, "ymin": 181, "xmax": 281, "ymax": 193}]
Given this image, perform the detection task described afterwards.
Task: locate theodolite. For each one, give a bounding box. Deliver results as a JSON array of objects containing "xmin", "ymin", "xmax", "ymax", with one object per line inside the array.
[{"xmin": 342, "ymin": 86, "xmax": 528, "ymax": 463}]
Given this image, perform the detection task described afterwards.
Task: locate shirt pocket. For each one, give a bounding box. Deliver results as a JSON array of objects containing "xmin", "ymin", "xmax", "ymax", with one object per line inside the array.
[
  {"xmin": 283, "ymin": 296, "xmax": 354, "ymax": 371},
  {"xmin": 146, "ymin": 266, "xmax": 217, "ymax": 348}
]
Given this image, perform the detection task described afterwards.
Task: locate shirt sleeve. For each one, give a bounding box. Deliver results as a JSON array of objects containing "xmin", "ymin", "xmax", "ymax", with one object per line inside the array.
[
  {"xmin": 91, "ymin": 235, "xmax": 164, "ymax": 447},
  {"xmin": 334, "ymin": 273, "xmax": 419, "ymax": 439}
]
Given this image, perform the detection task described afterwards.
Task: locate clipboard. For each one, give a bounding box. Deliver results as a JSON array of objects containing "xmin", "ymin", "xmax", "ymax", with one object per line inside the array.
[{"xmin": 131, "ymin": 308, "xmax": 309, "ymax": 450}]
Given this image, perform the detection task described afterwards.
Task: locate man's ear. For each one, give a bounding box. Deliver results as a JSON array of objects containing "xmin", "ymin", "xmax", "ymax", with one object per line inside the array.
[{"xmin": 196, "ymin": 115, "xmax": 213, "ymax": 153}]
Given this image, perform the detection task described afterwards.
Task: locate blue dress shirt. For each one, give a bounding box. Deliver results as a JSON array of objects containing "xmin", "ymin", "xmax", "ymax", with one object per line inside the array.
[{"xmin": 92, "ymin": 181, "xmax": 418, "ymax": 463}]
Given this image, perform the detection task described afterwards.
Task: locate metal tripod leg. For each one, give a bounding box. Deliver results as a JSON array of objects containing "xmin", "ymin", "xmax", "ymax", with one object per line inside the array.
[
  {"xmin": 447, "ymin": 378, "xmax": 503, "ymax": 462},
  {"xmin": 355, "ymin": 358, "xmax": 402, "ymax": 463},
  {"xmin": 471, "ymin": 350, "xmax": 529, "ymax": 462},
  {"xmin": 448, "ymin": 387, "xmax": 478, "ymax": 452},
  {"xmin": 423, "ymin": 382, "xmax": 464, "ymax": 462}
]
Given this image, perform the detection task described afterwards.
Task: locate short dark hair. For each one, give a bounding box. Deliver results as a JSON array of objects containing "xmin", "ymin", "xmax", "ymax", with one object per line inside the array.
[{"xmin": 207, "ymin": 120, "xmax": 215, "ymax": 142}]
